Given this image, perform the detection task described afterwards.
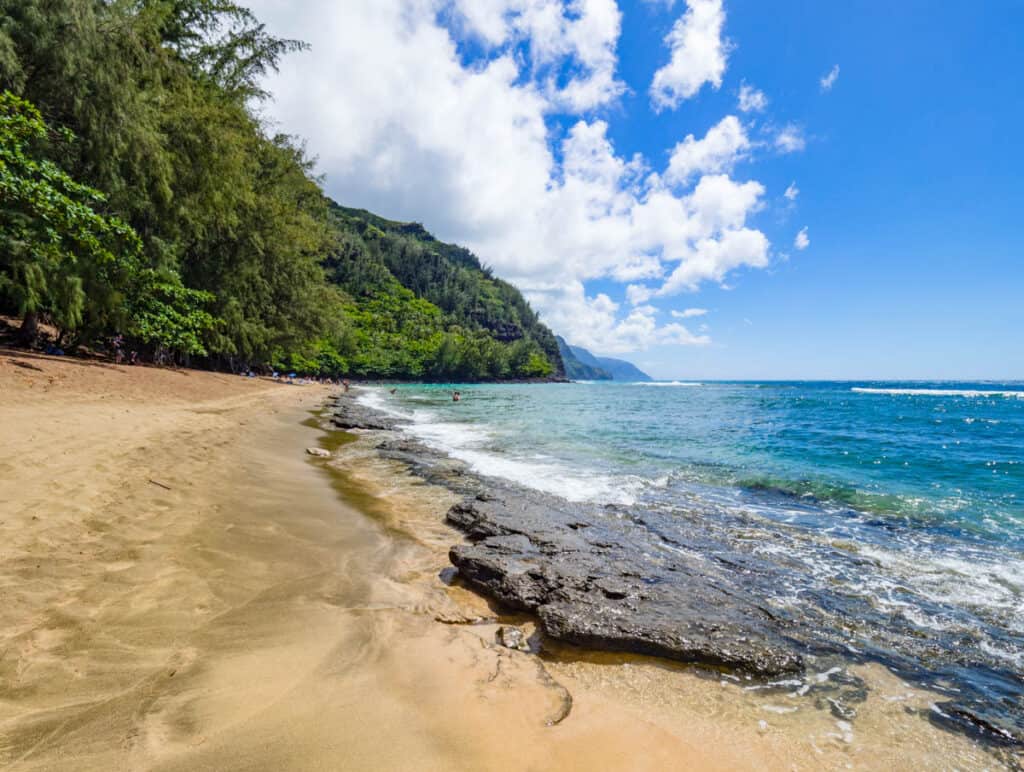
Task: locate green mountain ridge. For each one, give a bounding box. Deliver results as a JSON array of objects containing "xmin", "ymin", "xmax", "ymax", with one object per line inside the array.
[{"xmin": 321, "ymin": 201, "xmax": 566, "ymax": 380}]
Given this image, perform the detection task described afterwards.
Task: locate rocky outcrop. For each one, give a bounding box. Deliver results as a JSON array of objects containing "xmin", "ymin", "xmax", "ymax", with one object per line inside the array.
[
  {"xmin": 329, "ymin": 391, "xmax": 1024, "ymax": 745},
  {"xmin": 446, "ymin": 493, "xmax": 803, "ymax": 676},
  {"xmin": 329, "ymin": 397, "xmax": 403, "ymax": 431}
]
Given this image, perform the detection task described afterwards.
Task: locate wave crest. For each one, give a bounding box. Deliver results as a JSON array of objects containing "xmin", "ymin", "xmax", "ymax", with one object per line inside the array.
[{"xmin": 852, "ymin": 387, "xmax": 1024, "ymax": 398}]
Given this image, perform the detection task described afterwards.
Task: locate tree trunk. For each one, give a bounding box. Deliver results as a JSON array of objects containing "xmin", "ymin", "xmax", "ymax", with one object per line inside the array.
[{"xmin": 18, "ymin": 310, "xmax": 39, "ymax": 346}]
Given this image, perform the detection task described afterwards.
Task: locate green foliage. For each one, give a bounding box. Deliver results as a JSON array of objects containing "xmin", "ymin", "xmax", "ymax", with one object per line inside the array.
[
  {"xmin": 0, "ymin": 1, "xmax": 563, "ymax": 379},
  {"xmin": 0, "ymin": 91, "xmax": 140, "ymax": 337},
  {"xmin": 0, "ymin": 91, "xmax": 220, "ymax": 356},
  {"xmin": 329, "ymin": 202, "xmax": 563, "ymax": 370},
  {"xmin": 323, "ymin": 204, "xmax": 563, "ymax": 379},
  {"xmin": 127, "ymin": 269, "xmax": 216, "ymax": 356}
]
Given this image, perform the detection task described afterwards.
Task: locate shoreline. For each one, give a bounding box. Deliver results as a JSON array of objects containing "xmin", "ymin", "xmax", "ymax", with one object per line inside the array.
[
  {"xmin": 0, "ymin": 352, "xmax": 744, "ymax": 769},
  {"xmin": 0, "ymin": 352, "xmax": 1015, "ymax": 769},
  {"xmin": 323, "ymin": 386, "xmax": 1022, "ymax": 769}
]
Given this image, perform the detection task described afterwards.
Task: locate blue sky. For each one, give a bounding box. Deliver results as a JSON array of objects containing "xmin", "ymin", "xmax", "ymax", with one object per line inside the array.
[{"xmin": 249, "ymin": 0, "xmax": 1024, "ymax": 379}]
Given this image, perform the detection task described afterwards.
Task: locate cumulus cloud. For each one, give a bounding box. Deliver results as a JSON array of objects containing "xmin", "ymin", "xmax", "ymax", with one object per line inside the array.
[
  {"xmin": 450, "ymin": 0, "xmax": 626, "ymax": 111},
  {"xmin": 536, "ymin": 283, "xmax": 709, "ymax": 352},
  {"xmin": 650, "ymin": 0, "xmax": 729, "ymax": 110},
  {"xmin": 784, "ymin": 181, "xmax": 799, "ymax": 201},
  {"xmin": 665, "ymin": 115, "xmax": 750, "ymax": 185},
  {"xmin": 820, "ymin": 64, "xmax": 840, "ymax": 92},
  {"xmin": 247, "ymin": 0, "xmax": 776, "ymax": 353},
  {"xmin": 671, "ymin": 307, "xmax": 707, "ymax": 318},
  {"xmin": 774, "ymin": 123, "xmax": 806, "ymax": 153},
  {"xmin": 794, "ymin": 226, "xmax": 809, "ymax": 250},
  {"xmin": 737, "ymin": 82, "xmax": 767, "ymax": 112},
  {"xmin": 626, "ymin": 284, "xmax": 655, "ymax": 305},
  {"xmin": 658, "ymin": 227, "xmax": 769, "ymax": 295}
]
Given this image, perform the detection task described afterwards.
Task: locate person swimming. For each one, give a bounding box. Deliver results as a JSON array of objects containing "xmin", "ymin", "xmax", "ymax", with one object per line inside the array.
[{"xmin": 452, "ymin": 391, "xmax": 461, "ymax": 402}]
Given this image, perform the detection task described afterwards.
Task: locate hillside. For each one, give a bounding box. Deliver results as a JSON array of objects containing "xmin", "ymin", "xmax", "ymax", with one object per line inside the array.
[
  {"xmin": 322, "ymin": 203, "xmax": 564, "ymax": 380},
  {"xmin": 557, "ymin": 337, "xmax": 652, "ymax": 382}
]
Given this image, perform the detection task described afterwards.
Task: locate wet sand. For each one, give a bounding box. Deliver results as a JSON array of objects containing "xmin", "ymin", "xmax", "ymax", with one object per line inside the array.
[{"xmin": 0, "ymin": 350, "xmax": 1014, "ymax": 770}]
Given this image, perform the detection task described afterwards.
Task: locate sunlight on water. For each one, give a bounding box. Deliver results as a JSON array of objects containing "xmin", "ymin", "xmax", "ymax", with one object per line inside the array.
[{"xmin": 358, "ymin": 379, "xmax": 1024, "ymax": 740}]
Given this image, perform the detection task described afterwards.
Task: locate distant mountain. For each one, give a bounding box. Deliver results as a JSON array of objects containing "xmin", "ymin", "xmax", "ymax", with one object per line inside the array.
[
  {"xmin": 555, "ymin": 336, "xmax": 652, "ymax": 382},
  {"xmin": 556, "ymin": 336, "xmax": 610, "ymax": 380},
  {"xmin": 592, "ymin": 356, "xmax": 652, "ymax": 382}
]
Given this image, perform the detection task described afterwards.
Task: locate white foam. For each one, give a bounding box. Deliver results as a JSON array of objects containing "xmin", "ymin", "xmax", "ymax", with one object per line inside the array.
[
  {"xmin": 357, "ymin": 388, "xmax": 639, "ymax": 505},
  {"xmin": 852, "ymin": 387, "xmax": 1024, "ymax": 398},
  {"xmin": 355, "ymin": 389, "xmax": 416, "ymax": 420},
  {"xmin": 854, "ymin": 543, "xmax": 1024, "ymax": 634},
  {"xmin": 979, "ymin": 639, "xmax": 1024, "ymax": 669},
  {"xmin": 407, "ymin": 419, "xmax": 492, "ymax": 449}
]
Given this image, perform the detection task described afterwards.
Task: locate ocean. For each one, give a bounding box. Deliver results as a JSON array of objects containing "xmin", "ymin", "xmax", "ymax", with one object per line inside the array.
[{"xmin": 358, "ymin": 380, "xmax": 1024, "ymax": 742}]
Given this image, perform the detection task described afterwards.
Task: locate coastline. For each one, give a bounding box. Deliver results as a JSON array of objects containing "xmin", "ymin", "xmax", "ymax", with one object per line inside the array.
[
  {"xmin": 0, "ymin": 352, "xmax": 1013, "ymax": 770},
  {"xmin": 0, "ymin": 352, "xmax": 735, "ymax": 769},
  {"xmin": 322, "ymin": 386, "xmax": 1021, "ymax": 770}
]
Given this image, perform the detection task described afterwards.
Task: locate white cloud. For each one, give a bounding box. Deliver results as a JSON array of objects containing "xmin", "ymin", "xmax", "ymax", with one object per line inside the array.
[
  {"xmin": 820, "ymin": 64, "xmax": 840, "ymax": 92},
  {"xmin": 774, "ymin": 123, "xmax": 806, "ymax": 153},
  {"xmin": 247, "ymin": 0, "xmax": 776, "ymax": 353},
  {"xmin": 451, "ymin": 0, "xmax": 626, "ymax": 111},
  {"xmin": 540, "ymin": 283, "xmax": 709, "ymax": 352},
  {"xmin": 658, "ymin": 227, "xmax": 770, "ymax": 295},
  {"xmin": 650, "ymin": 0, "xmax": 729, "ymax": 111},
  {"xmin": 737, "ymin": 82, "xmax": 767, "ymax": 113},
  {"xmin": 626, "ymin": 284, "xmax": 655, "ymax": 305},
  {"xmin": 794, "ymin": 226, "xmax": 809, "ymax": 250},
  {"xmin": 611, "ymin": 255, "xmax": 664, "ymax": 282},
  {"xmin": 783, "ymin": 181, "xmax": 799, "ymax": 201},
  {"xmin": 671, "ymin": 307, "xmax": 707, "ymax": 318},
  {"xmin": 665, "ymin": 115, "xmax": 750, "ymax": 185}
]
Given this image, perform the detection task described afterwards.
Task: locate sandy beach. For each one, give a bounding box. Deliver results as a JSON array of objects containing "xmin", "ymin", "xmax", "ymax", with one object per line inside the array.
[{"xmin": 0, "ymin": 349, "xmax": 1011, "ymax": 770}]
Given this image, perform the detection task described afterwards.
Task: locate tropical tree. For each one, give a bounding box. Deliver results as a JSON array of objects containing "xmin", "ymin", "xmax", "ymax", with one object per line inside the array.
[{"xmin": 0, "ymin": 91, "xmax": 139, "ymax": 343}]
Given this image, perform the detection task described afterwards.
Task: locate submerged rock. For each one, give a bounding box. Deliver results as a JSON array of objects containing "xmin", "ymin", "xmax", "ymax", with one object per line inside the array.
[
  {"xmin": 330, "ymin": 398, "xmax": 401, "ymax": 431},
  {"xmin": 446, "ymin": 494, "xmax": 803, "ymax": 677},
  {"xmin": 306, "ymin": 447, "xmax": 331, "ymax": 457},
  {"xmin": 496, "ymin": 625, "xmax": 531, "ymax": 652}
]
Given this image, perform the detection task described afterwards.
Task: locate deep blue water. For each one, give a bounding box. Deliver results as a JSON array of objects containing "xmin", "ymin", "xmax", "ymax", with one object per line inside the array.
[{"xmin": 360, "ymin": 380, "xmax": 1024, "ymax": 736}]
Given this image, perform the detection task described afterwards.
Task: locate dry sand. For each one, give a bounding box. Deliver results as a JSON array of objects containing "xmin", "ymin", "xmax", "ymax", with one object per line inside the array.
[{"xmin": 0, "ymin": 349, "xmax": 1012, "ymax": 770}]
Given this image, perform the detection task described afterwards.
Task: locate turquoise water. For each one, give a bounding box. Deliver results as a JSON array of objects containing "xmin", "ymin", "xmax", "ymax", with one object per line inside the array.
[
  {"xmin": 360, "ymin": 380, "xmax": 1024, "ymax": 738},
  {"xmin": 367, "ymin": 381, "xmax": 1023, "ymax": 542}
]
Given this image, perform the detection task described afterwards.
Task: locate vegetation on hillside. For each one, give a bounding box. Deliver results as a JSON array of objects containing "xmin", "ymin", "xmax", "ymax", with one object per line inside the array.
[
  {"xmin": 325, "ymin": 204, "xmax": 559, "ymax": 379},
  {"xmin": 0, "ymin": 0, "xmax": 562, "ymax": 380}
]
